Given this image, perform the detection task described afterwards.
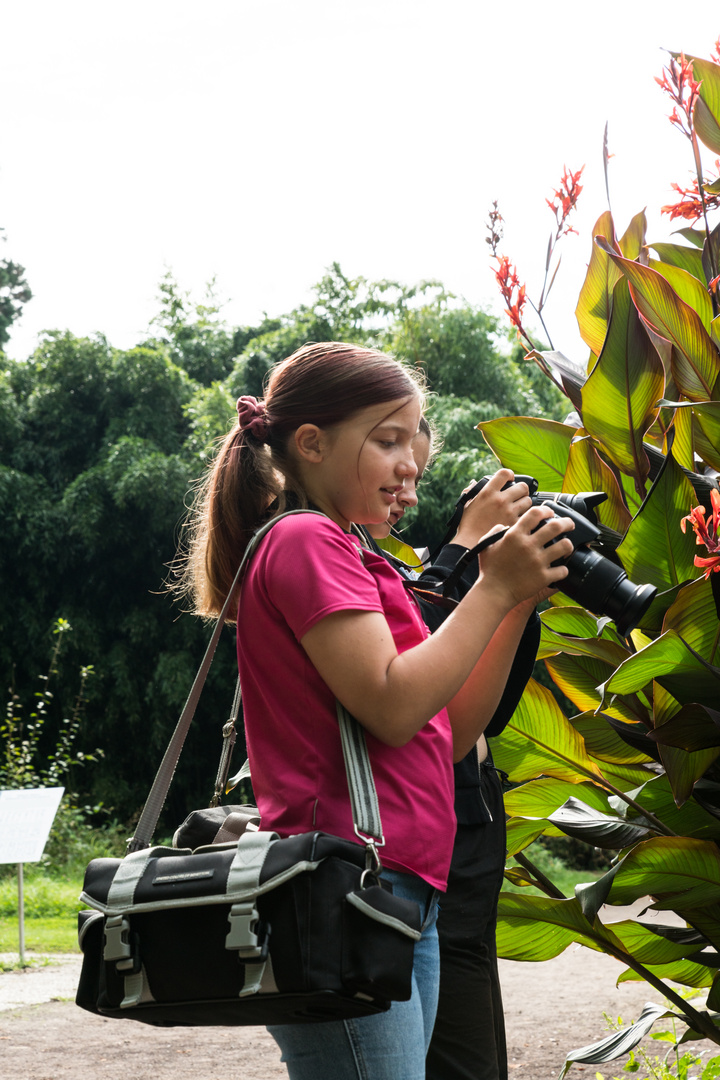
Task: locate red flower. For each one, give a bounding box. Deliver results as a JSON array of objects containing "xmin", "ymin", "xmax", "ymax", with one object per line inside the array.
[
  {"xmin": 661, "ymin": 161, "xmax": 720, "ymax": 222},
  {"xmin": 493, "ymin": 255, "xmax": 527, "ymax": 333},
  {"xmin": 681, "ymin": 488, "xmax": 720, "ymax": 577},
  {"xmin": 655, "ymin": 53, "xmax": 702, "ymax": 139},
  {"xmin": 546, "ymin": 166, "xmax": 585, "ymax": 239}
]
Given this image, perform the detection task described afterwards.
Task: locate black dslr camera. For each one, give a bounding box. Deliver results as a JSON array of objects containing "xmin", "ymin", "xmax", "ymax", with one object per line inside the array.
[{"xmin": 443, "ymin": 474, "xmax": 656, "ymax": 637}]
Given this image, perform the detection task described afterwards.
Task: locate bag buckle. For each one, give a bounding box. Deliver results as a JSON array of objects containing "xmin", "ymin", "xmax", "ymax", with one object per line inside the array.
[
  {"xmin": 103, "ymin": 914, "xmax": 141, "ymax": 973},
  {"xmin": 225, "ymin": 902, "xmax": 269, "ymax": 960},
  {"xmin": 360, "ymin": 841, "xmax": 383, "ymax": 889}
]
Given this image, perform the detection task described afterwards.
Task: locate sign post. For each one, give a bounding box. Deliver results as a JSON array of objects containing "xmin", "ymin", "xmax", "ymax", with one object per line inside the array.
[{"xmin": 0, "ymin": 787, "xmax": 64, "ymax": 963}]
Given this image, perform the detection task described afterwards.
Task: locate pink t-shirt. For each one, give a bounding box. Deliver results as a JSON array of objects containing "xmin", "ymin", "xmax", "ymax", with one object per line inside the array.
[{"xmin": 236, "ymin": 513, "xmax": 456, "ymax": 890}]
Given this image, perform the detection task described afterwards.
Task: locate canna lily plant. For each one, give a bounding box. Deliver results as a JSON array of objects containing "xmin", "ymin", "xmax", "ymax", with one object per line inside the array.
[{"xmin": 483, "ymin": 37, "xmax": 720, "ymax": 1076}]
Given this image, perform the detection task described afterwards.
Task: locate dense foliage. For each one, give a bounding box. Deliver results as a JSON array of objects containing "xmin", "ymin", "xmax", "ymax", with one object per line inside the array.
[
  {"xmin": 484, "ymin": 38, "xmax": 720, "ymax": 1069},
  {"xmin": 0, "ymin": 265, "xmax": 564, "ymax": 832}
]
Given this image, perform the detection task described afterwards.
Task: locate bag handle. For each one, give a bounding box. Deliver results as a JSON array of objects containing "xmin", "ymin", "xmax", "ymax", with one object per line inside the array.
[{"xmin": 128, "ymin": 511, "xmax": 385, "ymax": 854}]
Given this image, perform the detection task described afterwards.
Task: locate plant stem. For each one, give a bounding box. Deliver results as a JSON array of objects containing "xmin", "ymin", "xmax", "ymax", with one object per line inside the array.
[
  {"xmin": 594, "ymin": 775, "xmax": 678, "ymax": 837},
  {"xmin": 513, "ymin": 851, "xmax": 567, "ymax": 899}
]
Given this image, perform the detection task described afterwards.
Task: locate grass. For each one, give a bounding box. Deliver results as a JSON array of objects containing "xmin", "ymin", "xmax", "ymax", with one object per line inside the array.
[{"xmin": 0, "ymin": 867, "xmax": 84, "ymax": 953}]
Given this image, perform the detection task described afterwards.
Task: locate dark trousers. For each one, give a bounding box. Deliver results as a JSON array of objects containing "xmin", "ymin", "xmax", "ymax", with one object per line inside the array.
[{"xmin": 426, "ymin": 764, "xmax": 507, "ymax": 1080}]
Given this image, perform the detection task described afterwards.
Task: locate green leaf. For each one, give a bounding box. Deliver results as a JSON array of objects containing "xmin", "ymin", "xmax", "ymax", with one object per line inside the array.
[
  {"xmin": 575, "ymin": 211, "xmax": 622, "ymax": 356},
  {"xmin": 648, "ymin": 241, "xmax": 706, "ymax": 282},
  {"xmin": 648, "ymin": 259, "xmax": 714, "ymax": 332},
  {"xmin": 663, "ymin": 577, "xmax": 720, "ymax": 665},
  {"xmin": 502, "ymin": 865, "xmax": 537, "ymax": 888},
  {"xmin": 595, "ymin": 236, "xmax": 720, "ymax": 401},
  {"xmin": 602, "ymin": 630, "xmax": 720, "ymax": 708},
  {"xmin": 491, "ymin": 678, "xmax": 605, "ymax": 784},
  {"xmin": 505, "ymin": 816, "xmax": 554, "ymax": 856},
  {"xmin": 693, "ymin": 402, "xmax": 720, "ymax": 468},
  {"xmin": 617, "ymin": 957, "xmax": 713, "ymax": 988},
  {"xmin": 572, "ymin": 712, "xmax": 654, "ymax": 765},
  {"xmin": 581, "ymin": 278, "xmax": 664, "ymax": 487},
  {"xmin": 606, "ymin": 918, "xmax": 710, "ymax": 965},
  {"xmin": 615, "ymin": 452, "xmax": 699, "ymax": 589},
  {"xmin": 475, "ymin": 416, "xmax": 575, "ymax": 487},
  {"xmin": 562, "ymin": 434, "xmax": 633, "ymax": 533},
  {"xmin": 504, "ymin": 777, "xmax": 614, "ymax": 817},
  {"xmin": 605, "ymin": 835, "xmax": 720, "ymax": 911},
  {"xmin": 609, "ymin": 774, "xmax": 720, "ymax": 842},
  {"xmin": 674, "ymin": 227, "xmax": 706, "ymax": 249},
  {"xmin": 546, "ymin": 652, "xmax": 642, "ymax": 722},
  {"xmin": 672, "ymin": 399, "xmax": 695, "ymax": 472},
  {"xmin": 496, "ymin": 892, "xmax": 618, "ymax": 961},
  {"xmin": 618, "ymin": 211, "xmax": 647, "ymax": 261},
  {"xmin": 539, "ymin": 627, "xmax": 630, "ymax": 668},
  {"xmin": 712, "ymin": 313, "xmax": 720, "ymax": 352},
  {"xmin": 541, "ymin": 605, "xmax": 606, "ymax": 638}
]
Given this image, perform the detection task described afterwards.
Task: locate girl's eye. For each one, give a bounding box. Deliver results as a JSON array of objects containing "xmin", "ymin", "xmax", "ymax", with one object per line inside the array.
[{"xmin": 379, "ymin": 441, "xmax": 397, "ymax": 449}]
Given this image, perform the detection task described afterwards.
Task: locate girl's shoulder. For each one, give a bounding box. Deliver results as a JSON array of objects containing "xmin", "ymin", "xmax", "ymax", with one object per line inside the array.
[{"xmin": 255, "ymin": 511, "xmax": 364, "ymax": 567}]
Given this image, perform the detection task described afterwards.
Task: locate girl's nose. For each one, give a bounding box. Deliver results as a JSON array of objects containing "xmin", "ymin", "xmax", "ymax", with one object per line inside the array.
[{"xmin": 398, "ymin": 481, "xmax": 418, "ymax": 509}]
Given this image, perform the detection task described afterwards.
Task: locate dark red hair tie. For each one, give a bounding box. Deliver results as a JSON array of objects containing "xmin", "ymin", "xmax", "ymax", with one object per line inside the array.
[{"xmin": 236, "ymin": 396, "xmax": 270, "ymax": 443}]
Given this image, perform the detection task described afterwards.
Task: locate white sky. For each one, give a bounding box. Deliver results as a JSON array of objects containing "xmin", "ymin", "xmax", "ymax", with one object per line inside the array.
[{"xmin": 2, "ymin": 1, "xmax": 718, "ymax": 367}]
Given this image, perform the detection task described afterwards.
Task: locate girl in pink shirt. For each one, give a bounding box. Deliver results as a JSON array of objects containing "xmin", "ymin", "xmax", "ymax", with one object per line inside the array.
[{"xmin": 179, "ymin": 341, "xmax": 573, "ymax": 1080}]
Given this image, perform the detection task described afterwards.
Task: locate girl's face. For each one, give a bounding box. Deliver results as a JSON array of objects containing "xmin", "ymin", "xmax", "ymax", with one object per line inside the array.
[
  {"xmin": 367, "ymin": 431, "xmax": 432, "ymax": 540},
  {"xmin": 297, "ymin": 396, "xmax": 422, "ymax": 531}
]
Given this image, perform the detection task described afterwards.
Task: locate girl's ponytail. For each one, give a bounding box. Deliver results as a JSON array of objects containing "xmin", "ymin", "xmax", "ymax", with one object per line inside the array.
[{"xmin": 179, "ymin": 403, "xmax": 282, "ymax": 618}]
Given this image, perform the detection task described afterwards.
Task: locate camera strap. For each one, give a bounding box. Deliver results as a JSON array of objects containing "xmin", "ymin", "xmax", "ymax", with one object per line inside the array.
[
  {"xmin": 428, "ymin": 480, "xmax": 486, "ymax": 562},
  {"xmin": 436, "ymin": 527, "xmax": 508, "ymax": 599}
]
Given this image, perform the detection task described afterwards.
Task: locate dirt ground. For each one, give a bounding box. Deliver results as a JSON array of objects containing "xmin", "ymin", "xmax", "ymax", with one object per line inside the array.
[{"xmin": 0, "ymin": 908, "xmax": 712, "ymax": 1080}]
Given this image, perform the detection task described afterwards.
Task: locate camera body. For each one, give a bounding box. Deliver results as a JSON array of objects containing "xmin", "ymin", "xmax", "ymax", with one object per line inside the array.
[{"xmin": 464, "ymin": 474, "xmax": 657, "ymax": 637}]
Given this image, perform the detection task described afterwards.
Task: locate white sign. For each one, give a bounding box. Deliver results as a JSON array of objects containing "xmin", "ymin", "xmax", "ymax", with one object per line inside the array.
[{"xmin": 0, "ymin": 787, "xmax": 64, "ymax": 864}]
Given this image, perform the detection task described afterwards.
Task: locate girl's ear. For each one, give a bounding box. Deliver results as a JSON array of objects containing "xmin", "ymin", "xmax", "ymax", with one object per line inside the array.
[{"xmin": 293, "ymin": 423, "xmax": 326, "ymax": 463}]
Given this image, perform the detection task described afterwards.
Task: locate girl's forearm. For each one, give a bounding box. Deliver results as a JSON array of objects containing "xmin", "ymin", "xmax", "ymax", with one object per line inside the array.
[
  {"xmin": 444, "ymin": 605, "xmax": 531, "ymax": 760},
  {"xmin": 303, "ymin": 575, "xmax": 519, "ymax": 747}
]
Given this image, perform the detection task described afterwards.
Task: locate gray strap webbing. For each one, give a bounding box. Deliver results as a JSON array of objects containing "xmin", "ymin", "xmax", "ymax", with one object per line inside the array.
[
  {"xmin": 128, "ymin": 510, "xmax": 384, "ymax": 852},
  {"xmin": 337, "ymin": 702, "xmax": 383, "ymax": 845},
  {"xmin": 107, "ymin": 847, "xmax": 155, "ymax": 907},
  {"xmin": 225, "ymin": 831, "xmax": 277, "ymax": 895}
]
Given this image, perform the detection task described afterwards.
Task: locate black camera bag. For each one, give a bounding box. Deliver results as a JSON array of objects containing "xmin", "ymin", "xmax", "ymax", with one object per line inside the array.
[{"xmin": 76, "ymin": 830, "xmax": 421, "ymax": 1026}]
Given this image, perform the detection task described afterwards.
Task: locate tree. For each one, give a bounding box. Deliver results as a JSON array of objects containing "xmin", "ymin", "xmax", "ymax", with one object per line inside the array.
[{"xmin": 0, "ymin": 228, "xmax": 32, "ymax": 347}]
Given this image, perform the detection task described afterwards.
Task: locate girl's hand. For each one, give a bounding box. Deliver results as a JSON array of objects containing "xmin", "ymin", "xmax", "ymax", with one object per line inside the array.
[
  {"xmin": 453, "ymin": 469, "xmax": 532, "ymax": 549},
  {"xmin": 476, "ymin": 505, "xmax": 576, "ymax": 610}
]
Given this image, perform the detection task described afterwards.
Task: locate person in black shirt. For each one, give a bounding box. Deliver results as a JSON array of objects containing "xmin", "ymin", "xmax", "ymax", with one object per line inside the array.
[{"xmin": 365, "ymin": 425, "xmax": 539, "ymax": 1080}]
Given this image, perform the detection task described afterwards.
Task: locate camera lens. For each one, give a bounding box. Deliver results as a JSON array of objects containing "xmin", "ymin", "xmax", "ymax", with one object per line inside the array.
[{"xmin": 562, "ymin": 548, "xmax": 656, "ymax": 636}]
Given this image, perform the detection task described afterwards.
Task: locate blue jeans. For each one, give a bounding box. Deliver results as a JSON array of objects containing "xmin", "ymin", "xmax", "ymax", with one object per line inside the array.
[{"xmin": 268, "ymin": 868, "xmax": 440, "ymax": 1080}]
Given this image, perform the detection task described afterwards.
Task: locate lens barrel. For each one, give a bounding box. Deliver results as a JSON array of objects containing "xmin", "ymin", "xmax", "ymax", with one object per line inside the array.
[{"xmin": 563, "ymin": 548, "xmax": 656, "ymax": 636}]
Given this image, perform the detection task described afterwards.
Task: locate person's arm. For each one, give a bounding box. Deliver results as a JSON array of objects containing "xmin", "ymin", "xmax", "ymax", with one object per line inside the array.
[
  {"xmin": 415, "ymin": 469, "xmax": 541, "ymax": 739},
  {"xmin": 300, "ymin": 505, "xmax": 574, "ymax": 761}
]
